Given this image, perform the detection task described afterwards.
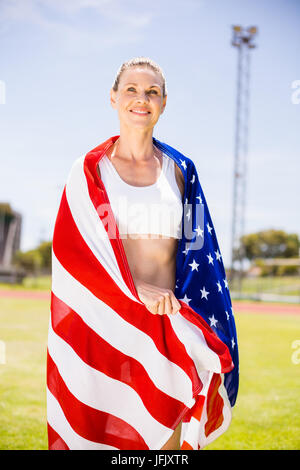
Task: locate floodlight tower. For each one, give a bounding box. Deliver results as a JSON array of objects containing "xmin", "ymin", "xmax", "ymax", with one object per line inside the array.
[{"xmin": 229, "ymin": 25, "xmax": 258, "ymax": 295}]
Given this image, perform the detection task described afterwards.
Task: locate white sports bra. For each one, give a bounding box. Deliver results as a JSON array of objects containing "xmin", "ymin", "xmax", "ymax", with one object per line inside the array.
[{"xmin": 98, "ymin": 153, "xmax": 183, "ymax": 238}]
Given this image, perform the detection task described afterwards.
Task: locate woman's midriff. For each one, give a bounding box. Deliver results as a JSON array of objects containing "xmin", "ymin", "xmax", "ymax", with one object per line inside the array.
[{"xmin": 121, "ymin": 235, "xmax": 179, "ymax": 291}]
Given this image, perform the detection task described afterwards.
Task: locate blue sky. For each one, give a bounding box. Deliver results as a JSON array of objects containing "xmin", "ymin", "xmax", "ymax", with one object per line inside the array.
[{"xmin": 0, "ymin": 0, "xmax": 299, "ymax": 268}]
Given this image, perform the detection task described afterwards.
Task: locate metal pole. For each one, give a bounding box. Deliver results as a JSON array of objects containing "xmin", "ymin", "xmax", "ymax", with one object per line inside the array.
[{"xmin": 229, "ymin": 26, "xmax": 258, "ymax": 297}]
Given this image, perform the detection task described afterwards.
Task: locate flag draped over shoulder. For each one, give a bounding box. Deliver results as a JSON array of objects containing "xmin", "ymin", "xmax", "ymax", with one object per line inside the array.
[{"xmin": 47, "ymin": 135, "xmax": 239, "ymax": 450}]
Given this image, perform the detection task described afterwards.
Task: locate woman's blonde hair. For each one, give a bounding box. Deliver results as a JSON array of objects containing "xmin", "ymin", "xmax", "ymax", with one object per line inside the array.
[{"xmin": 112, "ymin": 57, "xmax": 167, "ymax": 97}]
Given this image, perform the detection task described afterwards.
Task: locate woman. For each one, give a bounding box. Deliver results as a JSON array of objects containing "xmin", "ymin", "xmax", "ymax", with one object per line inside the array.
[
  {"xmin": 47, "ymin": 57, "xmax": 238, "ymax": 451},
  {"xmin": 100, "ymin": 58, "xmax": 184, "ymax": 449}
]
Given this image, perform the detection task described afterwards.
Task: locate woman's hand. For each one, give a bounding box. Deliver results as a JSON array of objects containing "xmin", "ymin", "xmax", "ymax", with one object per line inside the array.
[{"xmin": 135, "ymin": 279, "xmax": 181, "ymax": 316}]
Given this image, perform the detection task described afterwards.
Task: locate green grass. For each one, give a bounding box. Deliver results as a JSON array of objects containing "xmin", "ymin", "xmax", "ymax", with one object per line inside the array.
[
  {"xmin": 0, "ymin": 298, "xmax": 49, "ymax": 449},
  {"xmin": 0, "ymin": 295, "xmax": 299, "ymax": 449},
  {"xmin": 207, "ymin": 311, "xmax": 300, "ymax": 450}
]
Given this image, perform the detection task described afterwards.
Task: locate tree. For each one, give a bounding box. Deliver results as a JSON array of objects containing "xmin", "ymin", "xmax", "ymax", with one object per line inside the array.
[
  {"xmin": 37, "ymin": 241, "xmax": 52, "ymax": 270},
  {"xmin": 0, "ymin": 202, "xmax": 14, "ymax": 221},
  {"xmin": 12, "ymin": 240, "xmax": 52, "ymax": 275},
  {"xmin": 13, "ymin": 249, "xmax": 43, "ymax": 275},
  {"xmin": 241, "ymin": 229, "xmax": 299, "ymax": 260},
  {"xmin": 240, "ymin": 229, "xmax": 299, "ymax": 276}
]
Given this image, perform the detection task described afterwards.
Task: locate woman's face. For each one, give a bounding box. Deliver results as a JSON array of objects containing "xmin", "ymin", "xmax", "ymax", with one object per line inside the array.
[{"xmin": 110, "ymin": 66, "xmax": 167, "ymax": 131}]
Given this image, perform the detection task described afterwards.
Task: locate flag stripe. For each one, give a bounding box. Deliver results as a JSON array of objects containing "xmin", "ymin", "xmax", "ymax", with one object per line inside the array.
[
  {"xmin": 47, "ymin": 423, "xmax": 69, "ymax": 450},
  {"xmin": 180, "ymin": 417, "xmax": 201, "ymax": 449},
  {"xmin": 181, "ymin": 395, "xmax": 205, "ymax": 423},
  {"xmin": 204, "ymin": 374, "xmax": 224, "ymax": 437},
  {"xmin": 200, "ymin": 374, "xmax": 232, "ymax": 447},
  {"xmin": 47, "ymin": 352, "xmax": 148, "ymax": 449},
  {"xmin": 50, "ymin": 291, "xmax": 193, "ymax": 428},
  {"xmin": 48, "ymin": 321, "xmax": 175, "ymax": 448},
  {"xmin": 174, "ymin": 307, "xmax": 234, "ymax": 373},
  {"xmin": 169, "ymin": 314, "xmax": 222, "ymax": 374},
  {"xmin": 47, "ymin": 387, "xmax": 118, "ymax": 450}
]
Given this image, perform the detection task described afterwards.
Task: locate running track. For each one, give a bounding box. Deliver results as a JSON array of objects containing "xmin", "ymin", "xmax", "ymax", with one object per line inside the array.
[{"xmin": 0, "ymin": 289, "xmax": 299, "ymax": 316}]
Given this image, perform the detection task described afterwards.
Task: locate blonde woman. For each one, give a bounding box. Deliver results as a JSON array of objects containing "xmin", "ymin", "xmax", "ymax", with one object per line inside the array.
[
  {"xmin": 47, "ymin": 57, "xmax": 238, "ymax": 451},
  {"xmin": 102, "ymin": 58, "xmax": 184, "ymax": 450}
]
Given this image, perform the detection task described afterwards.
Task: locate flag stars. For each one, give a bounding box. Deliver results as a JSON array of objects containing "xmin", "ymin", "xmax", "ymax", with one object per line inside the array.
[
  {"xmin": 216, "ymin": 281, "xmax": 223, "ymax": 293},
  {"xmin": 190, "ymin": 174, "xmax": 195, "ymax": 184},
  {"xmin": 196, "ymin": 194, "xmax": 203, "ymax": 204},
  {"xmin": 180, "ymin": 159, "xmax": 187, "ymax": 171},
  {"xmin": 189, "ymin": 259, "xmax": 199, "ymax": 271},
  {"xmin": 223, "ymin": 278, "xmax": 229, "ymax": 289},
  {"xmin": 180, "ymin": 294, "xmax": 191, "ymax": 305},
  {"xmin": 200, "ymin": 286, "xmax": 210, "ymax": 300},
  {"xmin": 207, "ymin": 253, "xmax": 214, "ymax": 265},
  {"xmin": 209, "ymin": 315, "xmax": 218, "ymax": 328},
  {"xmin": 206, "ymin": 222, "xmax": 213, "ymax": 234},
  {"xmin": 195, "ymin": 225, "xmax": 204, "ymax": 237},
  {"xmin": 231, "ymin": 338, "xmax": 236, "ymax": 349},
  {"xmin": 215, "ymin": 250, "xmax": 222, "ymax": 261},
  {"xmin": 225, "ymin": 311, "xmax": 230, "ymax": 320},
  {"xmin": 182, "ymin": 245, "xmax": 191, "ymax": 256}
]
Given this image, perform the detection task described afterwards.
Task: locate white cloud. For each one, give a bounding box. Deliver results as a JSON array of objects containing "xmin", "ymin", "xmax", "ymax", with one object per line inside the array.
[{"xmin": 0, "ymin": 0, "xmax": 153, "ymax": 52}]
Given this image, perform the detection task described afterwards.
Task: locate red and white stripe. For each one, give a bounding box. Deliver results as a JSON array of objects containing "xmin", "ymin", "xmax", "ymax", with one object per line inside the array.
[{"xmin": 47, "ymin": 139, "xmax": 234, "ymax": 450}]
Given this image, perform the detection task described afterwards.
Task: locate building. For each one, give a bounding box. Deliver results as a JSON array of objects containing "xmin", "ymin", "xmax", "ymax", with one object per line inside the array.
[{"xmin": 0, "ymin": 203, "xmax": 25, "ymax": 283}]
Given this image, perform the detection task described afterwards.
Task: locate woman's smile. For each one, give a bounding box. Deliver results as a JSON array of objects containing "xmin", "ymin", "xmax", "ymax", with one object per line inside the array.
[{"xmin": 130, "ymin": 108, "xmax": 151, "ymax": 116}]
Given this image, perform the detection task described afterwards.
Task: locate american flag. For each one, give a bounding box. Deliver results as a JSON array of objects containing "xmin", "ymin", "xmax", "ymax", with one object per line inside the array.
[{"xmin": 47, "ymin": 135, "xmax": 239, "ymax": 450}]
